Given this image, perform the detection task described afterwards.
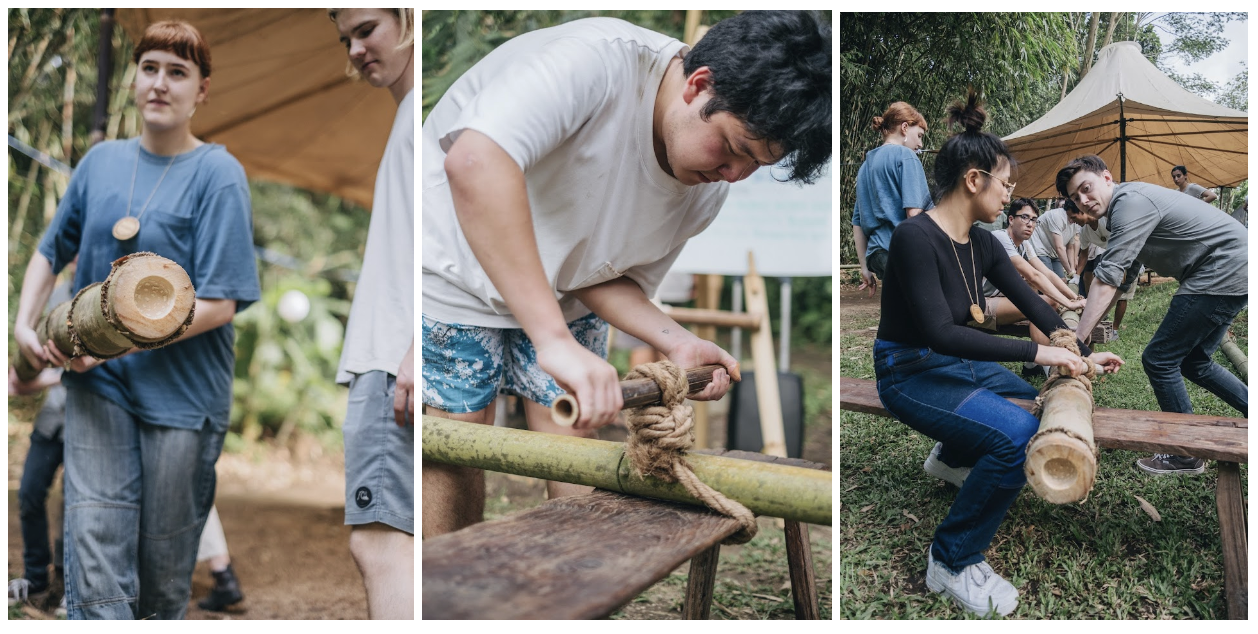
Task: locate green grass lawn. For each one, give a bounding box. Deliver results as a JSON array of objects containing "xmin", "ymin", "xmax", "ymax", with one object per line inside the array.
[{"xmin": 839, "ymin": 280, "xmax": 1248, "ymax": 619}]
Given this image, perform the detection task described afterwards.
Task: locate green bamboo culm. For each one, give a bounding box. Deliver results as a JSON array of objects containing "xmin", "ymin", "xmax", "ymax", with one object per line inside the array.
[
  {"xmin": 421, "ymin": 415, "xmax": 832, "ymax": 525},
  {"xmin": 70, "ymin": 282, "xmax": 134, "ymax": 358}
]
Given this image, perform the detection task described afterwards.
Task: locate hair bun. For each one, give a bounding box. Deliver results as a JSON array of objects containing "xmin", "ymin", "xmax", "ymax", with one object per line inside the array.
[
  {"xmin": 946, "ymin": 88, "xmax": 987, "ymax": 134},
  {"xmin": 871, "ymin": 115, "xmax": 885, "ymax": 131}
]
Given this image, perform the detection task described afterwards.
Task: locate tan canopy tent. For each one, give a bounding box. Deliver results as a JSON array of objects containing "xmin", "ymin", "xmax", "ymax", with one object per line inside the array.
[
  {"xmin": 117, "ymin": 8, "xmax": 399, "ymax": 208},
  {"xmin": 1004, "ymin": 41, "xmax": 1247, "ymax": 199}
]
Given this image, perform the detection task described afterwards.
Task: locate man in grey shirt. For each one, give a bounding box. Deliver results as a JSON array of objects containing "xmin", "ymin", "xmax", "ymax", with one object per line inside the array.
[
  {"xmin": 1170, "ymin": 165, "xmax": 1218, "ymax": 204},
  {"xmin": 1058, "ymin": 155, "xmax": 1247, "ymax": 475}
]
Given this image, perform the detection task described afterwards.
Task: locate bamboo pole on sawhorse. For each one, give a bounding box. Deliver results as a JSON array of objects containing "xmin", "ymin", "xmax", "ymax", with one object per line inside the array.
[
  {"xmin": 422, "ymin": 415, "xmax": 832, "ymax": 525},
  {"xmin": 551, "ymin": 364, "xmax": 724, "ymax": 428},
  {"xmin": 1024, "ymin": 310, "xmax": 1098, "ymax": 504}
]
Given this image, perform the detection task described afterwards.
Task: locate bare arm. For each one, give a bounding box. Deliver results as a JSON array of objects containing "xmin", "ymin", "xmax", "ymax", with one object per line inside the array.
[
  {"xmin": 906, "ymin": 207, "xmax": 924, "ymax": 218},
  {"xmin": 1051, "ymin": 233, "xmax": 1070, "ymax": 276},
  {"xmin": 571, "ymin": 277, "xmax": 738, "ymax": 401},
  {"xmin": 1029, "ymin": 255, "xmax": 1080, "ymax": 304},
  {"xmin": 852, "ymin": 224, "xmax": 876, "ymax": 296},
  {"xmin": 444, "ymin": 129, "xmax": 621, "ymax": 428},
  {"xmin": 1011, "ymin": 256, "xmax": 1078, "ymax": 309},
  {"xmin": 13, "ymin": 252, "xmax": 59, "ymax": 368},
  {"xmin": 1201, "ymin": 189, "xmax": 1218, "ymax": 204},
  {"xmin": 1077, "ymin": 280, "xmax": 1119, "ymax": 346}
]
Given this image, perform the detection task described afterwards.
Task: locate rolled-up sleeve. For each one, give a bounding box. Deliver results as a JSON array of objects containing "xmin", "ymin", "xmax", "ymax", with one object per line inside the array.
[{"xmin": 1095, "ymin": 190, "xmax": 1159, "ymax": 287}]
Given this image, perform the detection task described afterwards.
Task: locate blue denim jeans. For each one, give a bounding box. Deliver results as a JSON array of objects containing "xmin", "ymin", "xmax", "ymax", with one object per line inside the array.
[
  {"xmin": 1141, "ymin": 293, "xmax": 1248, "ymax": 416},
  {"xmin": 62, "ymin": 387, "xmax": 224, "ymax": 620},
  {"xmin": 19, "ymin": 427, "xmax": 64, "ymax": 588},
  {"xmin": 1037, "ymin": 255, "xmax": 1065, "ymax": 279},
  {"xmin": 874, "ymin": 339, "xmax": 1040, "ymax": 573}
]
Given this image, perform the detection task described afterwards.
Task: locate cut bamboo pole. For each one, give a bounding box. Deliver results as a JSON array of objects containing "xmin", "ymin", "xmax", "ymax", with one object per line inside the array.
[
  {"xmin": 1222, "ymin": 333, "xmax": 1247, "ymax": 383},
  {"xmin": 11, "ymin": 253, "xmax": 195, "ymax": 380},
  {"xmin": 661, "ymin": 306, "xmax": 760, "ymax": 330},
  {"xmin": 551, "ymin": 364, "xmax": 724, "ymax": 427},
  {"xmin": 1025, "ymin": 374, "xmax": 1097, "ymax": 504},
  {"xmin": 421, "ymin": 414, "xmax": 832, "ymax": 525}
]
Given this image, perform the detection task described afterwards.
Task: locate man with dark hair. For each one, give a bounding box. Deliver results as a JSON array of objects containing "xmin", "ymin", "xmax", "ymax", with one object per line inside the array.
[
  {"xmin": 1058, "ymin": 155, "xmax": 1247, "ymax": 475},
  {"xmin": 1170, "ymin": 165, "xmax": 1218, "ymax": 204},
  {"xmin": 421, "ymin": 12, "xmax": 831, "ymax": 536}
]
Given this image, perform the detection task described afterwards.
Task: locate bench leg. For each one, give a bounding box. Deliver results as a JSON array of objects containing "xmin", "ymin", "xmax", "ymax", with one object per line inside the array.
[
  {"xmin": 683, "ymin": 544, "xmax": 720, "ymax": 619},
  {"xmin": 784, "ymin": 520, "xmax": 820, "ymax": 619},
  {"xmin": 1216, "ymin": 461, "xmax": 1248, "ymax": 619}
]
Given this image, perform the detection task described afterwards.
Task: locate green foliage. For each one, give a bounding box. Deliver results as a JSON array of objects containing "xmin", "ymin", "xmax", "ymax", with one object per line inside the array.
[{"xmin": 1216, "ymin": 62, "xmax": 1248, "ymax": 111}]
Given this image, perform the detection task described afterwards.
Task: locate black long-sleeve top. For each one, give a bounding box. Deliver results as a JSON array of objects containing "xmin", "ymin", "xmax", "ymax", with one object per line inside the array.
[{"xmin": 877, "ymin": 213, "xmax": 1091, "ymax": 362}]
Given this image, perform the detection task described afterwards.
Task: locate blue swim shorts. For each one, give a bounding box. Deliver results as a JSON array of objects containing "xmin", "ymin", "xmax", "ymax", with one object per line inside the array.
[{"xmin": 420, "ymin": 312, "xmax": 608, "ymax": 413}]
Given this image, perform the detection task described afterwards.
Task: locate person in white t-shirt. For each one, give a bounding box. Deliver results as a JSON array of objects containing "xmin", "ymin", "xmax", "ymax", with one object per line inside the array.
[
  {"xmin": 421, "ymin": 12, "xmax": 831, "ymax": 537},
  {"xmin": 329, "ymin": 8, "xmax": 414, "ymax": 620},
  {"xmin": 1171, "ymin": 165, "xmax": 1218, "ymax": 204},
  {"xmin": 979, "ymin": 199, "xmax": 1086, "ymax": 376},
  {"xmin": 1029, "ymin": 205, "xmax": 1079, "ymax": 280}
]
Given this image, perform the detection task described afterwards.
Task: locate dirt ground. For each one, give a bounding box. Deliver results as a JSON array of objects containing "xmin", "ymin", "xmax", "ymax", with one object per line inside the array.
[{"xmin": 8, "ymin": 429, "xmax": 365, "ymax": 620}]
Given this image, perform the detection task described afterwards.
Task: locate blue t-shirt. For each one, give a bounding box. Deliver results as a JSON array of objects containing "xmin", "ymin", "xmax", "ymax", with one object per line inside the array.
[
  {"xmin": 38, "ymin": 138, "xmax": 261, "ymax": 430},
  {"xmin": 851, "ymin": 144, "xmax": 934, "ymax": 256}
]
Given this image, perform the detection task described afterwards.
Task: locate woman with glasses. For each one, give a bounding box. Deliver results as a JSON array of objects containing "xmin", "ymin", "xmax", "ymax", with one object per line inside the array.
[
  {"xmin": 851, "ymin": 101, "xmax": 933, "ymax": 296},
  {"xmin": 871, "ymin": 91, "xmax": 1122, "ymax": 617}
]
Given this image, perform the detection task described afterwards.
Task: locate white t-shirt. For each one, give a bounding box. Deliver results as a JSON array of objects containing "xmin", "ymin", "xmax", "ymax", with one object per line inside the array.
[
  {"xmin": 421, "ymin": 18, "xmax": 730, "ymax": 328},
  {"xmin": 336, "ymin": 90, "xmax": 415, "ymax": 384},
  {"xmin": 1078, "ymin": 216, "xmax": 1109, "ymax": 260},
  {"xmin": 982, "ymin": 228, "xmax": 1031, "ymax": 296},
  {"xmin": 1030, "ymin": 207, "xmax": 1077, "ymax": 258}
]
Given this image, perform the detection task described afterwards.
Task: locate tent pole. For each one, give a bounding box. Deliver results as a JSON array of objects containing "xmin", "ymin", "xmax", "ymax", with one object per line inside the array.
[
  {"xmin": 90, "ymin": 9, "xmax": 116, "ymax": 146},
  {"xmin": 1117, "ymin": 92, "xmax": 1127, "ymax": 182}
]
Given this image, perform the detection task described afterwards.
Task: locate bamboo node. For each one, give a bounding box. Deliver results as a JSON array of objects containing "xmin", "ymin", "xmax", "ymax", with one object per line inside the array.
[{"xmin": 623, "ymin": 361, "xmax": 757, "ymax": 544}]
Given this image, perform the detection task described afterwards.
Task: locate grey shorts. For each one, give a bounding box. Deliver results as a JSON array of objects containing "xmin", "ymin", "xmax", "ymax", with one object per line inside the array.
[{"xmin": 343, "ymin": 371, "xmax": 414, "ymax": 535}]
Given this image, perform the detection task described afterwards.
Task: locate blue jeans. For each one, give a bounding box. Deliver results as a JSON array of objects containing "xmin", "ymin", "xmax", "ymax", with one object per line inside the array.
[
  {"xmin": 1037, "ymin": 255, "xmax": 1065, "ymax": 279},
  {"xmin": 19, "ymin": 428, "xmax": 64, "ymax": 589},
  {"xmin": 874, "ymin": 340, "xmax": 1040, "ymax": 573},
  {"xmin": 1142, "ymin": 293, "xmax": 1248, "ymax": 416},
  {"xmin": 62, "ymin": 387, "xmax": 224, "ymax": 620}
]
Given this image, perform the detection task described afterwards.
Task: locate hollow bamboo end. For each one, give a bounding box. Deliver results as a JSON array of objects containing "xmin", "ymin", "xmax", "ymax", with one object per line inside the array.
[
  {"xmin": 1025, "ymin": 433, "xmax": 1096, "ymax": 504},
  {"xmin": 108, "ymin": 255, "xmax": 195, "ymax": 342},
  {"xmin": 551, "ymin": 395, "xmax": 578, "ymax": 428}
]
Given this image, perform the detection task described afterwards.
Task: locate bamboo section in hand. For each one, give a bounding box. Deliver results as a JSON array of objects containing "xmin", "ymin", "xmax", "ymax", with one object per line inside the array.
[
  {"xmin": 551, "ymin": 364, "xmax": 725, "ymax": 427},
  {"xmin": 12, "ymin": 252, "xmax": 195, "ymax": 380}
]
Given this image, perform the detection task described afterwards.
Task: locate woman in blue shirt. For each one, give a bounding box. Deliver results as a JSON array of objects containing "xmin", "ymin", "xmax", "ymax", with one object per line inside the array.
[
  {"xmin": 12, "ymin": 20, "xmax": 260, "ymax": 620},
  {"xmin": 851, "ymin": 100, "xmax": 933, "ymax": 296}
]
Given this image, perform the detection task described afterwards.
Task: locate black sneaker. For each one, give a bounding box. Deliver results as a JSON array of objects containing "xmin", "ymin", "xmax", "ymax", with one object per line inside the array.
[
  {"xmin": 197, "ymin": 564, "xmax": 244, "ymax": 611},
  {"xmin": 1136, "ymin": 453, "xmax": 1205, "ymax": 475}
]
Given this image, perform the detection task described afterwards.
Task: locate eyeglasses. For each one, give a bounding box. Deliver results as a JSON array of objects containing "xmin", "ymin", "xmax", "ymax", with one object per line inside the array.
[
  {"xmin": 1012, "ymin": 214, "xmax": 1038, "ymax": 224},
  {"xmin": 974, "ymin": 169, "xmax": 1016, "ymax": 196}
]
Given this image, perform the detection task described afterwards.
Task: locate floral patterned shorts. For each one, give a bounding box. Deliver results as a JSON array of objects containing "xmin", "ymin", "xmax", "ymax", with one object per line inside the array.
[{"xmin": 420, "ymin": 312, "xmax": 608, "ymax": 413}]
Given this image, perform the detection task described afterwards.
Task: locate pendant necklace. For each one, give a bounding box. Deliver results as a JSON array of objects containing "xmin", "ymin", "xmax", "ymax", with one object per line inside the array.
[
  {"xmin": 946, "ymin": 231, "xmax": 985, "ymax": 324},
  {"xmin": 113, "ymin": 141, "xmax": 177, "ymax": 241}
]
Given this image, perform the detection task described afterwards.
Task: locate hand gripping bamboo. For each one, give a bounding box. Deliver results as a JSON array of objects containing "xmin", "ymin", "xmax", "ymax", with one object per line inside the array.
[
  {"xmin": 12, "ymin": 252, "xmax": 195, "ymax": 380},
  {"xmin": 551, "ymin": 364, "xmax": 725, "ymax": 427}
]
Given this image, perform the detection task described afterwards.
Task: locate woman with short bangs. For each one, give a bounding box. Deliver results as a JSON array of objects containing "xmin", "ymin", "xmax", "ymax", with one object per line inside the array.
[
  {"xmin": 872, "ymin": 91, "xmax": 1122, "ymax": 617},
  {"xmin": 12, "ymin": 20, "xmax": 260, "ymax": 619}
]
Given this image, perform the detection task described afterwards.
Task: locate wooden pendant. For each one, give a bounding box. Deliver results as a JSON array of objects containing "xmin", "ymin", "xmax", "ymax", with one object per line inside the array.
[
  {"xmin": 112, "ymin": 216, "xmax": 140, "ymax": 241},
  {"xmin": 969, "ymin": 304, "xmax": 985, "ymax": 323}
]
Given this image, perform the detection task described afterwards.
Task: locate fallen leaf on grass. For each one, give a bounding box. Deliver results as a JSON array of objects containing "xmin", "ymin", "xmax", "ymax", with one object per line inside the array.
[
  {"xmin": 860, "ymin": 504, "xmax": 875, "ymax": 513},
  {"xmin": 861, "ymin": 466, "xmax": 872, "ymax": 473},
  {"xmin": 1133, "ymin": 495, "xmax": 1161, "ymax": 522},
  {"xmin": 902, "ymin": 510, "xmax": 919, "ymax": 523}
]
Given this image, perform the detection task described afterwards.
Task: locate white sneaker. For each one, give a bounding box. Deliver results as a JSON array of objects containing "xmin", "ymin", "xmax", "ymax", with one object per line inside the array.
[
  {"xmin": 8, "ymin": 578, "xmax": 32, "ymax": 606},
  {"xmin": 923, "ymin": 442, "xmax": 970, "ymax": 488},
  {"xmin": 926, "ymin": 548, "xmax": 1019, "ymax": 617},
  {"xmin": 55, "ymin": 595, "xmax": 67, "ymax": 618}
]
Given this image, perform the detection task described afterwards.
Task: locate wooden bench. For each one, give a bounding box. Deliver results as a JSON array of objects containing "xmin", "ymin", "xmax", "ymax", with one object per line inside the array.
[
  {"xmin": 839, "ymin": 376, "xmax": 1248, "ymax": 619},
  {"xmin": 423, "ymin": 450, "xmax": 828, "ymax": 619}
]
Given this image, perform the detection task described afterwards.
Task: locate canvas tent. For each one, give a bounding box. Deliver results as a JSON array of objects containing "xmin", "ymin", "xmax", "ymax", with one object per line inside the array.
[
  {"xmin": 116, "ymin": 8, "xmax": 399, "ymax": 208},
  {"xmin": 1003, "ymin": 41, "xmax": 1247, "ymax": 199}
]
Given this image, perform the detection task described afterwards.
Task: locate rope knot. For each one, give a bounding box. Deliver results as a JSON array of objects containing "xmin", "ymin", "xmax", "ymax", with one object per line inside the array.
[{"xmin": 623, "ymin": 361, "xmax": 757, "ymax": 544}]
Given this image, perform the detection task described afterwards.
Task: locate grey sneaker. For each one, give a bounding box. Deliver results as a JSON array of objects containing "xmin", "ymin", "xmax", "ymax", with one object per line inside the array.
[
  {"xmin": 926, "ymin": 548, "xmax": 1019, "ymax": 617},
  {"xmin": 924, "ymin": 442, "xmax": 970, "ymax": 488},
  {"xmin": 1136, "ymin": 453, "xmax": 1205, "ymax": 475}
]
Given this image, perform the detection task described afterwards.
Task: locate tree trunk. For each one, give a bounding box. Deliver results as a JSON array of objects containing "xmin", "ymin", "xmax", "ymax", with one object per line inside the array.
[
  {"xmin": 1080, "ymin": 12, "xmax": 1100, "ymax": 80},
  {"xmin": 1101, "ymin": 12, "xmax": 1120, "ymax": 49}
]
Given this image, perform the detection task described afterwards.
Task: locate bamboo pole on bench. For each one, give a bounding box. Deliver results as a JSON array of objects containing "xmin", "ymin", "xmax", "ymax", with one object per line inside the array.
[
  {"xmin": 1024, "ymin": 313, "xmax": 1098, "ymax": 504},
  {"xmin": 13, "ymin": 252, "xmax": 195, "ymax": 380},
  {"xmin": 421, "ymin": 414, "xmax": 832, "ymax": 525}
]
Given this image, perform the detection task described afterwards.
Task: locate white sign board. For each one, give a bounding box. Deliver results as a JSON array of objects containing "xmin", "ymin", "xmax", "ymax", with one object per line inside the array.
[{"xmin": 670, "ymin": 165, "xmax": 832, "ymax": 277}]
